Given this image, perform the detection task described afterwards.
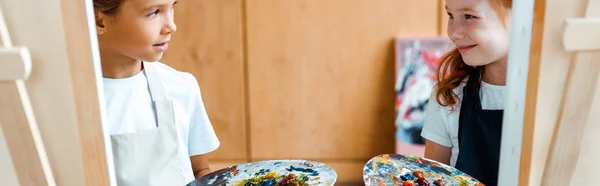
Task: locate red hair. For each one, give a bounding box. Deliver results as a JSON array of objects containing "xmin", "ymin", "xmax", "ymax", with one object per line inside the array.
[{"xmin": 435, "ymin": 0, "xmax": 512, "ymax": 109}]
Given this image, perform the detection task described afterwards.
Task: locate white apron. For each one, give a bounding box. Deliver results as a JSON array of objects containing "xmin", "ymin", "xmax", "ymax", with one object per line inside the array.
[{"xmin": 110, "ymin": 62, "xmax": 186, "ymax": 186}]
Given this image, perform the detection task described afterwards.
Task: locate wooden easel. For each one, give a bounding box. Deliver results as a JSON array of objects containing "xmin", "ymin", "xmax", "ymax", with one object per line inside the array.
[
  {"xmin": 0, "ymin": 0, "xmax": 113, "ymax": 184},
  {"xmin": 0, "ymin": 4, "xmax": 55, "ymax": 186},
  {"xmin": 516, "ymin": 0, "xmax": 600, "ymax": 185},
  {"xmin": 541, "ymin": 0, "xmax": 600, "ymax": 185}
]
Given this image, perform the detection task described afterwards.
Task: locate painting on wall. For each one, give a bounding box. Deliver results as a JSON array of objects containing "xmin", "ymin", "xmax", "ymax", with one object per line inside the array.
[{"xmin": 394, "ymin": 37, "xmax": 453, "ymax": 155}]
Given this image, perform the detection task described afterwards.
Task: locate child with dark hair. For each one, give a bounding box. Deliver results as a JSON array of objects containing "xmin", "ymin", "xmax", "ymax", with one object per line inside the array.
[{"xmin": 94, "ymin": 0, "xmax": 219, "ymax": 184}]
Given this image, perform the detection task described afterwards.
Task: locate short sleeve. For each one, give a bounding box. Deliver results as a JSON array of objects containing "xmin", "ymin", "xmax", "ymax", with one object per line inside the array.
[
  {"xmin": 186, "ymin": 74, "xmax": 220, "ymax": 156},
  {"xmin": 420, "ymin": 91, "xmax": 453, "ymax": 147}
]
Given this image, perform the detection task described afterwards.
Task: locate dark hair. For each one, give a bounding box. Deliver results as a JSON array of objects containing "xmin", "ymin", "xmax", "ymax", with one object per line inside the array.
[{"xmin": 94, "ymin": 0, "xmax": 125, "ymax": 15}]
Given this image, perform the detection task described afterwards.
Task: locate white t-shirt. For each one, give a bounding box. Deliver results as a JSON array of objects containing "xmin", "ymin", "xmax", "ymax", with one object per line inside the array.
[
  {"xmin": 420, "ymin": 80, "xmax": 504, "ymax": 167},
  {"xmin": 103, "ymin": 62, "xmax": 220, "ymax": 184}
]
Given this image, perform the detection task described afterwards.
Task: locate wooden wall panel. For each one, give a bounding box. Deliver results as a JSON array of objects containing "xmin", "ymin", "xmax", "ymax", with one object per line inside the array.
[
  {"xmin": 245, "ymin": 0, "xmax": 439, "ymax": 160},
  {"xmin": 439, "ymin": 0, "xmax": 449, "ymax": 36},
  {"xmin": 162, "ymin": 0, "xmax": 247, "ymax": 160}
]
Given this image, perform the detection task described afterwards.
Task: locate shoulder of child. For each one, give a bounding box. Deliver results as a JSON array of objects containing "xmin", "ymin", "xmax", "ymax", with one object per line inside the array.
[{"xmin": 148, "ymin": 61, "xmax": 199, "ymax": 89}]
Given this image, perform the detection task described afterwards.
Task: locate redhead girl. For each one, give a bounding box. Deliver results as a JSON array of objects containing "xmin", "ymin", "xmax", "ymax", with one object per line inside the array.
[{"xmin": 421, "ymin": 0, "xmax": 512, "ymax": 185}]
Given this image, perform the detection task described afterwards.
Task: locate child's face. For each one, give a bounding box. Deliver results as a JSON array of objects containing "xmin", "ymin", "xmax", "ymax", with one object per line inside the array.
[
  {"xmin": 446, "ymin": 0, "xmax": 510, "ymax": 67},
  {"xmin": 97, "ymin": 0, "xmax": 177, "ymax": 62}
]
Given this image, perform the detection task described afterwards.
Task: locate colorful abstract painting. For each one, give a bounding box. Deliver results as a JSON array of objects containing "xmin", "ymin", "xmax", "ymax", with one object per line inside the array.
[
  {"xmin": 363, "ymin": 154, "xmax": 483, "ymax": 186},
  {"xmin": 187, "ymin": 160, "xmax": 337, "ymax": 186},
  {"xmin": 395, "ymin": 38, "xmax": 452, "ymax": 148}
]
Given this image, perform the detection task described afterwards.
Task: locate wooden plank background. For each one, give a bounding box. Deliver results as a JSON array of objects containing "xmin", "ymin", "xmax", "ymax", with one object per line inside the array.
[
  {"xmin": 245, "ymin": 0, "xmax": 439, "ymax": 160},
  {"xmin": 163, "ymin": 0, "xmax": 248, "ymax": 161},
  {"xmin": 162, "ymin": 0, "xmax": 445, "ymax": 183}
]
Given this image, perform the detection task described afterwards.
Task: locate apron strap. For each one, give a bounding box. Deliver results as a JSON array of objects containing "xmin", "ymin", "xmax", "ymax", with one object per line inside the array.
[
  {"xmin": 143, "ymin": 62, "xmax": 166, "ymax": 101},
  {"xmin": 465, "ymin": 68, "xmax": 483, "ymax": 110},
  {"xmin": 143, "ymin": 62, "xmax": 175, "ymax": 128},
  {"xmin": 455, "ymin": 67, "xmax": 503, "ymax": 186}
]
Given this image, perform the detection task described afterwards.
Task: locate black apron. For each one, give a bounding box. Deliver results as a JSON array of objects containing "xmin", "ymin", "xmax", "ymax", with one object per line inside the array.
[{"xmin": 454, "ymin": 69, "xmax": 503, "ymax": 186}]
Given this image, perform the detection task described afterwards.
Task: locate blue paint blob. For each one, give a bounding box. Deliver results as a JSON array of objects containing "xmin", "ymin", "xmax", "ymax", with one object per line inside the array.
[
  {"xmin": 400, "ymin": 173, "xmax": 415, "ymax": 181},
  {"xmin": 285, "ymin": 166, "xmax": 319, "ymax": 176},
  {"xmin": 274, "ymin": 162, "xmax": 282, "ymax": 165},
  {"xmin": 260, "ymin": 179, "xmax": 275, "ymax": 186}
]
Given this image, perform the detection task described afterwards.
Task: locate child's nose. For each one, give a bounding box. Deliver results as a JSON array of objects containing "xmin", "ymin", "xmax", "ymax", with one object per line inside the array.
[
  {"xmin": 162, "ymin": 21, "xmax": 177, "ymax": 35},
  {"xmin": 168, "ymin": 21, "xmax": 177, "ymax": 34},
  {"xmin": 448, "ymin": 23, "xmax": 466, "ymax": 41}
]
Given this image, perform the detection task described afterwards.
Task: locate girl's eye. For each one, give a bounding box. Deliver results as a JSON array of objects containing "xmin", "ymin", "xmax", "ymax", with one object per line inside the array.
[
  {"xmin": 464, "ymin": 14, "xmax": 477, "ymax": 19},
  {"xmin": 147, "ymin": 9, "xmax": 159, "ymax": 17},
  {"xmin": 447, "ymin": 12, "xmax": 453, "ymax": 19}
]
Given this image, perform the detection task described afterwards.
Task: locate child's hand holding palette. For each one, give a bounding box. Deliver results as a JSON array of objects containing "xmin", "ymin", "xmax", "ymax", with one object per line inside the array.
[{"xmin": 363, "ymin": 154, "xmax": 484, "ymax": 186}]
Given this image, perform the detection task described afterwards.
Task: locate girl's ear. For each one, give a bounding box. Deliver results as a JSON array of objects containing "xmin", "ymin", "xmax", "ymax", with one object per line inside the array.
[{"xmin": 96, "ymin": 12, "xmax": 107, "ymax": 35}]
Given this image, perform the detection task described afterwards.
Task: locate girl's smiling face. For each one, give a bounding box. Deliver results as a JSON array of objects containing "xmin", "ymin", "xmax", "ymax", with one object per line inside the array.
[
  {"xmin": 446, "ymin": 0, "xmax": 511, "ymax": 67},
  {"xmin": 96, "ymin": 0, "xmax": 178, "ymax": 62}
]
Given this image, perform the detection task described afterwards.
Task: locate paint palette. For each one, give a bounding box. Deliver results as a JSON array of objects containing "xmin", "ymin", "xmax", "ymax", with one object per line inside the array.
[
  {"xmin": 363, "ymin": 154, "xmax": 484, "ymax": 186},
  {"xmin": 187, "ymin": 160, "xmax": 337, "ymax": 186}
]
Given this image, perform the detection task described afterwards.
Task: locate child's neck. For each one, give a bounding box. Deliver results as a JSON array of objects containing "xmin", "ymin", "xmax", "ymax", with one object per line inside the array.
[
  {"xmin": 482, "ymin": 56, "xmax": 508, "ymax": 86},
  {"xmin": 101, "ymin": 55, "xmax": 143, "ymax": 79}
]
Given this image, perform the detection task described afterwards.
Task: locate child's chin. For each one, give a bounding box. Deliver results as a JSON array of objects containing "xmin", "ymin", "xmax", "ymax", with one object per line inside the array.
[
  {"xmin": 462, "ymin": 56, "xmax": 490, "ymax": 67},
  {"xmin": 142, "ymin": 53, "xmax": 164, "ymax": 62}
]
